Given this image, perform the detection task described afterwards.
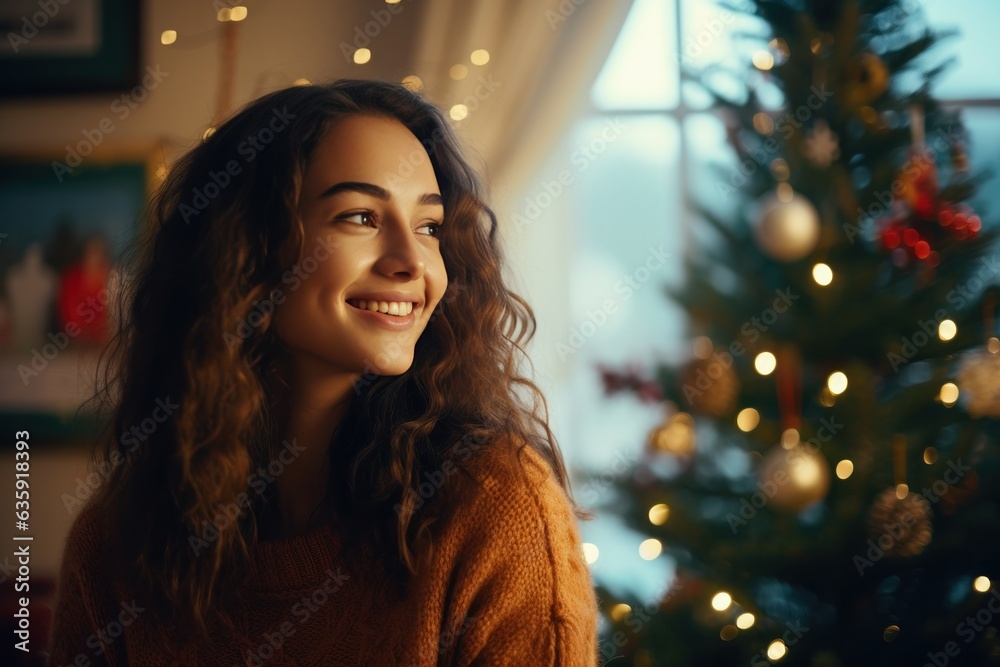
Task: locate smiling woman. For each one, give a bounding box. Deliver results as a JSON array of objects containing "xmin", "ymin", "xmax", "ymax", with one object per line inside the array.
[{"xmin": 46, "ymin": 79, "xmax": 600, "ymax": 666}]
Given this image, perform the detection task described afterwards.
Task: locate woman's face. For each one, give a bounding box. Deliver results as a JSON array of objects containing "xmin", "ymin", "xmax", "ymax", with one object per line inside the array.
[{"xmin": 273, "ymin": 114, "xmax": 448, "ymax": 378}]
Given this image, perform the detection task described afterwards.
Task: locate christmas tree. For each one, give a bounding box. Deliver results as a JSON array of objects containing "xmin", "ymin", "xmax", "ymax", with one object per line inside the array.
[{"xmin": 588, "ymin": 1, "xmax": 1000, "ymax": 665}]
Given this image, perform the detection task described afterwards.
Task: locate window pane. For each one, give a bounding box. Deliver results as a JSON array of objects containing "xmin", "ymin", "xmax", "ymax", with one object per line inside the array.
[
  {"xmin": 562, "ymin": 114, "xmax": 682, "ymax": 595},
  {"xmin": 569, "ymin": 114, "xmax": 685, "ymax": 365},
  {"xmin": 590, "ymin": 0, "xmax": 678, "ymax": 110},
  {"xmin": 680, "ymin": 0, "xmax": 773, "ymax": 109},
  {"xmin": 961, "ymin": 108, "xmax": 1000, "ymax": 218},
  {"xmin": 920, "ymin": 0, "xmax": 1000, "ymax": 99},
  {"xmin": 684, "ymin": 111, "xmax": 743, "ymax": 227},
  {"xmin": 562, "ymin": 113, "xmax": 685, "ymax": 471}
]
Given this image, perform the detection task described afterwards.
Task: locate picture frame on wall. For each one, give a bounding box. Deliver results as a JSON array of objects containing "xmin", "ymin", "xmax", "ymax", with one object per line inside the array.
[
  {"xmin": 0, "ymin": 0, "xmax": 141, "ymax": 96},
  {"xmin": 0, "ymin": 143, "xmax": 165, "ymax": 445}
]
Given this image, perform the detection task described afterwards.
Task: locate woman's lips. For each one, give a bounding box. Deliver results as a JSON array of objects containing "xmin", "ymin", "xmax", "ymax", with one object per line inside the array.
[{"xmin": 346, "ymin": 300, "xmax": 417, "ymax": 330}]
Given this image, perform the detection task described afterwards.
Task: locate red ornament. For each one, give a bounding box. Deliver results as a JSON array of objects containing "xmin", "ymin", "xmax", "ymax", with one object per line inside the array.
[
  {"xmin": 597, "ymin": 363, "xmax": 663, "ymax": 403},
  {"xmin": 874, "ymin": 147, "xmax": 981, "ymax": 265}
]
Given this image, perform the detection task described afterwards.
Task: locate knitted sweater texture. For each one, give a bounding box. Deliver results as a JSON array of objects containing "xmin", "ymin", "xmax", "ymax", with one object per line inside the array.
[{"xmin": 47, "ymin": 445, "xmax": 600, "ymax": 666}]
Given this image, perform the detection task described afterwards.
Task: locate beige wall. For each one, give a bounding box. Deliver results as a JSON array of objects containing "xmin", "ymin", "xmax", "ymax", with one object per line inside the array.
[
  {"xmin": 1, "ymin": 443, "xmax": 91, "ymax": 579},
  {"xmin": 0, "ymin": 0, "xmax": 421, "ymax": 160}
]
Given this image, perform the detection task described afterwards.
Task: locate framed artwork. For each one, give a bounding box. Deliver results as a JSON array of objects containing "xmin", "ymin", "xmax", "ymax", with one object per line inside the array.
[
  {"xmin": 0, "ymin": 143, "xmax": 165, "ymax": 445},
  {"xmin": 0, "ymin": 0, "xmax": 141, "ymax": 96}
]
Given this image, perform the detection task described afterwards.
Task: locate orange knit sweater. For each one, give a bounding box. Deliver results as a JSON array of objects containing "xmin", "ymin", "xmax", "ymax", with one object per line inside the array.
[{"xmin": 46, "ymin": 445, "xmax": 600, "ymax": 666}]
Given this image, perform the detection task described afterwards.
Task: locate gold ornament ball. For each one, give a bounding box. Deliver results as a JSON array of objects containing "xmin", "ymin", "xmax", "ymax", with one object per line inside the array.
[
  {"xmin": 868, "ymin": 488, "xmax": 933, "ymax": 557},
  {"xmin": 956, "ymin": 349, "xmax": 1000, "ymax": 418},
  {"xmin": 648, "ymin": 412, "xmax": 696, "ymax": 457},
  {"xmin": 758, "ymin": 444, "xmax": 831, "ymax": 512},
  {"xmin": 752, "ymin": 190, "xmax": 821, "ymax": 262},
  {"xmin": 679, "ymin": 357, "xmax": 740, "ymax": 416},
  {"xmin": 846, "ymin": 52, "xmax": 890, "ymax": 107}
]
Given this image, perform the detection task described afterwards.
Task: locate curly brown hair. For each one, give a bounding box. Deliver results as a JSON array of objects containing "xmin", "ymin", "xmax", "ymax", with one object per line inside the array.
[{"xmin": 81, "ymin": 78, "xmax": 594, "ymax": 643}]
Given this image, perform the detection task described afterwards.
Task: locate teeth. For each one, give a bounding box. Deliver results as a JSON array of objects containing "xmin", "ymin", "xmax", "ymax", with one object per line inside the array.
[{"xmin": 348, "ymin": 299, "xmax": 414, "ymax": 316}]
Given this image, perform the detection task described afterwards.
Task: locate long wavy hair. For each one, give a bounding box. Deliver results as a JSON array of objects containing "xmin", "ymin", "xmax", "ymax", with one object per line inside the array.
[{"xmin": 81, "ymin": 78, "xmax": 594, "ymax": 642}]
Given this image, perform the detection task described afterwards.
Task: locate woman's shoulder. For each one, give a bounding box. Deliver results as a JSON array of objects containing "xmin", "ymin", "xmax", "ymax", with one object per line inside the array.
[
  {"xmin": 449, "ymin": 433, "xmax": 562, "ymax": 502},
  {"xmin": 427, "ymin": 435, "xmax": 598, "ymax": 657},
  {"xmin": 440, "ymin": 434, "xmax": 582, "ymax": 547},
  {"xmin": 60, "ymin": 497, "xmax": 112, "ymax": 576}
]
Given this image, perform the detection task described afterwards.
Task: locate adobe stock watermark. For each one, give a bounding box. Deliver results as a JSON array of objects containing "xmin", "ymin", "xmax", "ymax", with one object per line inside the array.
[
  {"xmin": 57, "ymin": 599, "xmax": 145, "ymax": 665},
  {"xmin": 16, "ymin": 286, "xmax": 116, "ymax": 386},
  {"xmin": 681, "ymin": 288, "xmax": 799, "ymax": 406},
  {"xmin": 726, "ymin": 415, "xmax": 843, "ymax": 533},
  {"xmin": 237, "ymin": 566, "xmax": 351, "ymax": 667},
  {"xmin": 350, "ymin": 331, "xmax": 411, "ymax": 394},
  {"xmin": 513, "ymin": 116, "xmax": 627, "ymax": 232},
  {"xmin": 556, "ymin": 244, "xmax": 670, "ymax": 361},
  {"xmin": 348, "ymin": 282, "xmax": 473, "ymax": 395},
  {"xmin": 62, "ymin": 397, "xmax": 180, "ymax": 515},
  {"xmin": 51, "ymin": 65, "xmax": 170, "ymax": 182},
  {"xmin": 681, "ymin": 9, "xmax": 736, "ymax": 66},
  {"xmin": 380, "ymin": 74, "xmax": 502, "ymax": 193},
  {"xmin": 392, "ymin": 431, "xmax": 490, "ymax": 516},
  {"xmin": 854, "ymin": 458, "xmax": 971, "ymax": 576},
  {"xmin": 873, "ymin": 0, "xmax": 923, "ymax": 32},
  {"xmin": 924, "ymin": 587, "xmax": 1000, "ymax": 667},
  {"xmin": 0, "ymin": 554, "xmax": 15, "ymax": 585},
  {"xmin": 599, "ymin": 578, "xmax": 683, "ymax": 666},
  {"xmin": 886, "ymin": 255, "xmax": 1000, "ymax": 372},
  {"xmin": 545, "ymin": 0, "xmax": 589, "ymax": 30},
  {"xmin": 447, "ymin": 74, "xmax": 502, "ymax": 121},
  {"xmin": 338, "ymin": 0, "xmax": 414, "ymax": 62},
  {"xmin": 5, "ymin": 0, "xmax": 73, "ymax": 54},
  {"xmin": 180, "ymin": 106, "xmax": 296, "ymax": 224},
  {"xmin": 578, "ymin": 449, "xmax": 640, "ymax": 507},
  {"xmin": 716, "ymin": 84, "xmax": 833, "ymax": 202},
  {"xmin": 749, "ymin": 620, "xmax": 809, "ymax": 666},
  {"xmin": 843, "ymin": 124, "xmax": 964, "ymax": 243},
  {"xmin": 225, "ymin": 232, "xmax": 343, "ymax": 352},
  {"xmin": 188, "ymin": 438, "xmax": 306, "ymax": 556},
  {"xmin": 407, "ymin": 615, "xmax": 478, "ymax": 665}
]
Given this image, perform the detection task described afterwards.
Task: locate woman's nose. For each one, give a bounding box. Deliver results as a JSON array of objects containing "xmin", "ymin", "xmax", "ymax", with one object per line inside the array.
[{"xmin": 374, "ymin": 214, "xmax": 427, "ymax": 279}]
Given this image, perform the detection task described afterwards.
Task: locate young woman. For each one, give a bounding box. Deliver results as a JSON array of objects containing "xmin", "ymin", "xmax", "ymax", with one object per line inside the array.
[{"xmin": 48, "ymin": 79, "xmax": 600, "ymax": 666}]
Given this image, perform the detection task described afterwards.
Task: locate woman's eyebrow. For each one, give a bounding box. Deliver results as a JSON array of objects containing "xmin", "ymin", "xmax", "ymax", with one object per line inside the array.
[{"xmin": 318, "ymin": 180, "xmax": 443, "ymax": 207}]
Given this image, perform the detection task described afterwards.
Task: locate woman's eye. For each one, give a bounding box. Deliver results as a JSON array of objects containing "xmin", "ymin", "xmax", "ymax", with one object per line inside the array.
[
  {"xmin": 421, "ymin": 221, "xmax": 444, "ymax": 238},
  {"xmin": 336, "ymin": 211, "xmax": 441, "ymax": 237},
  {"xmin": 338, "ymin": 210, "xmax": 376, "ymax": 227}
]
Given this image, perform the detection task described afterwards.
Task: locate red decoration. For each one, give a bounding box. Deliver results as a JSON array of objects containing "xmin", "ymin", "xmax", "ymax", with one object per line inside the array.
[
  {"xmin": 597, "ymin": 363, "xmax": 663, "ymax": 403},
  {"xmin": 57, "ymin": 239, "xmax": 112, "ymax": 346},
  {"xmin": 875, "ymin": 147, "xmax": 981, "ymax": 266}
]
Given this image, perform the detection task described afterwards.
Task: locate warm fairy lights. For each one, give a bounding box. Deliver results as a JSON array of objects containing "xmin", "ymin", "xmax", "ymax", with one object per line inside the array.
[
  {"xmin": 639, "ymin": 538, "xmax": 662, "ymax": 560},
  {"xmin": 812, "ymin": 262, "xmax": 833, "ymax": 285},
  {"xmin": 755, "ymin": 352, "xmax": 776, "ymax": 375},
  {"xmin": 736, "ymin": 408, "xmax": 760, "ymax": 432},
  {"xmin": 938, "ymin": 319, "xmax": 957, "ymax": 341},
  {"xmin": 939, "ymin": 382, "xmax": 959, "ymax": 406},
  {"xmin": 827, "ymin": 371, "xmax": 848, "ymax": 395},
  {"xmin": 648, "ymin": 503, "xmax": 670, "ymax": 526},
  {"xmin": 711, "ymin": 592, "xmax": 732, "ymax": 611}
]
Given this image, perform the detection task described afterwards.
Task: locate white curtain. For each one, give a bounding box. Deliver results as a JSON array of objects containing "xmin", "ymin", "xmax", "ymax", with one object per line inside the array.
[{"xmin": 408, "ymin": 0, "xmax": 635, "ymax": 209}]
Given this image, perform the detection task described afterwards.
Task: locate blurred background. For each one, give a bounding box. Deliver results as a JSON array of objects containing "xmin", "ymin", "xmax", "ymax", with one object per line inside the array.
[{"xmin": 1, "ymin": 0, "xmax": 1000, "ymax": 665}]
